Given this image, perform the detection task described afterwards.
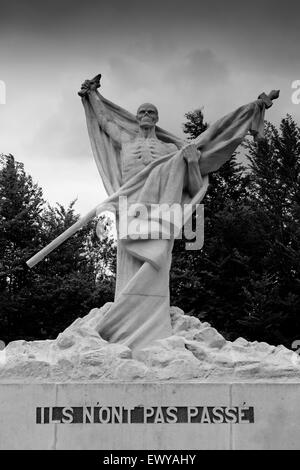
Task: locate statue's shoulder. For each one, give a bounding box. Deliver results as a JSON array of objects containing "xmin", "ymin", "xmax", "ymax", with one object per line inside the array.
[
  {"xmin": 120, "ymin": 132, "xmax": 134, "ymax": 144},
  {"xmin": 164, "ymin": 142, "xmax": 178, "ymax": 151}
]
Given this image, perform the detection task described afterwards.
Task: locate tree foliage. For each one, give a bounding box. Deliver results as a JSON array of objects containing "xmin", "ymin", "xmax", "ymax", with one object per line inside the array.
[{"xmin": 0, "ymin": 154, "xmax": 115, "ymax": 343}]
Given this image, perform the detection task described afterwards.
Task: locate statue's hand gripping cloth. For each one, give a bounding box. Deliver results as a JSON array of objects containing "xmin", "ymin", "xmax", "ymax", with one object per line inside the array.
[{"xmin": 82, "ymin": 91, "xmax": 267, "ymax": 350}]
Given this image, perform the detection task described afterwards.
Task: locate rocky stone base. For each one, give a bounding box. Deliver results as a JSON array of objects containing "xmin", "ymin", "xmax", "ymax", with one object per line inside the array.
[{"xmin": 1, "ymin": 303, "xmax": 299, "ymax": 382}]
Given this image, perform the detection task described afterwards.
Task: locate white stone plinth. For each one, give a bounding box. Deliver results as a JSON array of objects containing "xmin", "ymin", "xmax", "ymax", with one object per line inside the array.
[{"xmin": 0, "ymin": 382, "xmax": 299, "ymax": 450}]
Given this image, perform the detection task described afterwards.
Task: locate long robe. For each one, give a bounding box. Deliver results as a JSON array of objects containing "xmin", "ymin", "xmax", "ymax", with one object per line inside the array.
[{"xmin": 82, "ymin": 91, "xmax": 267, "ymax": 350}]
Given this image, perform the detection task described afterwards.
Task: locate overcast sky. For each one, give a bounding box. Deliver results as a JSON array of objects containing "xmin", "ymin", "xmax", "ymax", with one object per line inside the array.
[{"xmin": 0, "ymin": 0, "xmax": 299, "ymax": 214}]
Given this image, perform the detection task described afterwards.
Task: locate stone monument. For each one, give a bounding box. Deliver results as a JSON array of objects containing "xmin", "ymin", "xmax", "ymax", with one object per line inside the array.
[
  {"xmin": 26, "ymin": 74, "xmax": 279, "ymax": 352},
  {"xmin": 1, "ymin": 77, "xmax": 300, "ymax": 450}
]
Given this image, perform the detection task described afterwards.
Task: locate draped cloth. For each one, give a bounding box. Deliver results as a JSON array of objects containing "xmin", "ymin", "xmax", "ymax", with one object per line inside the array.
[{"xmin": 82, "ymin": 91, "xmax": 267, "ymax": 351}]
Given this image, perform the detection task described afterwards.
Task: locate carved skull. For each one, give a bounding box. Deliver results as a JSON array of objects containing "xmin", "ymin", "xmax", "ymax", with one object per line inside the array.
[{"xmin": 136, "ymin": 103, "xmax": 159, "ymax": 128}]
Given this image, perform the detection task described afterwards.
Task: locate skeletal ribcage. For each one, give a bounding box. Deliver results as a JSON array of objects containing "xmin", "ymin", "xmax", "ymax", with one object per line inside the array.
[{"xmin": 122, "ymin": 139, "xmax": 167, "ymax": 181}]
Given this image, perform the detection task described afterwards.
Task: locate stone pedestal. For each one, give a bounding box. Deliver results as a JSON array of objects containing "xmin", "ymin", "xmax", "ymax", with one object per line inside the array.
[{"xmin": 0, "ymin": 381, "xmax": 299, "ymax": 450}]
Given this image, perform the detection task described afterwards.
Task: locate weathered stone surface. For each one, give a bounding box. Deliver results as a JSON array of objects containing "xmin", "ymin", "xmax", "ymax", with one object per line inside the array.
[
  {"xmin": 1, "ymin": 382, "xmax": 300, "ymax": 449},
  {"xmin": 1, "ymin": 303, "xmax": 300, "ymax": 382}
]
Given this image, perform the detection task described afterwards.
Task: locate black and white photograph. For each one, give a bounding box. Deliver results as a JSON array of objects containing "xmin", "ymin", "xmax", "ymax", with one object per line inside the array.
[{"xmin": 0, "ymin": 0, "xmax": 300, "ymax": 455}]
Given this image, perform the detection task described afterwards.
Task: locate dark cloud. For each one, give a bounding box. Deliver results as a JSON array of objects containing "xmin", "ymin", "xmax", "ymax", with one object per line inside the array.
[
  {"xmin": 0, "ymin": 0, "xmax": 299, "ymax": 213},
  {"xmin": 1, "ymin": 0, "xmax": 299, "ymax": 41},
  {"xmin": 1, "ymin": 0, "xmax": 299, "ymax": 76},
  {"xmin": 166, "ymin": 49, "xmax": 229, "ymax": 87}
]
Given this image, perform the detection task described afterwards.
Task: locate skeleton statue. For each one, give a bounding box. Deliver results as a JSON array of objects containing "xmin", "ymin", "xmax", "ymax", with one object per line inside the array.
[{"xmin": 27, "ymin": 74, "xmax": 279, "ymax": 351}]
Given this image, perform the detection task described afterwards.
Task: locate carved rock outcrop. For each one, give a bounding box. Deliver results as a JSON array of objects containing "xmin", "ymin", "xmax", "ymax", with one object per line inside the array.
[{"xmin": 0, "ymin": 303, "xmax": 299, "ymax": 382}]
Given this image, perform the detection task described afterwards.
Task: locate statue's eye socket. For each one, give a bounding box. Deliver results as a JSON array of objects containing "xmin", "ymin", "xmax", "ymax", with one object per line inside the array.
[{"xmin": 138, "ymin": 109, "xmax": 156, "ymax": 116}]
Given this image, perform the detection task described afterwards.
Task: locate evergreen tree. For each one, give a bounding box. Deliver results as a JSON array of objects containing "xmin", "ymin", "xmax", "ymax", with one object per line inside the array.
[
  {"xmin": 0, "ymin": 154, "xmax": 44, "ymax": 292},
  {"xmin": 183, "ymin": 108, "xmax": 208, "ymax": 140},
  {"xmin": 237, "ymin": 116, "xmax": 300, "ymax": 345},
  {"xmin": 0, "ymin": 154, "xmax": 44, "ymax": 341},
  {"xmin": 0, "ymin": 155, "xmax": 115, "ymax": 343}
]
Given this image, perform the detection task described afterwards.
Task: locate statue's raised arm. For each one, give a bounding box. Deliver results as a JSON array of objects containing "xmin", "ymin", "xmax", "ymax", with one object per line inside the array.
[
  {"xmin": 195, "ymin": 89, "xmax": 280, "ymax": 176},
  {"xmin": 79, "ymin": 74, "xmax": 122, "ymax": 147}
]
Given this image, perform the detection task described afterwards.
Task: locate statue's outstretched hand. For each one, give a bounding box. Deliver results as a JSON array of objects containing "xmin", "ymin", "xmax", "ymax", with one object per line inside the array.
[
  {"xmin": 78, "ymin": 74, "xmax": 102, "ymax": 97},
  {"xmin": 257, "ymin": 89, "xmax": 280, "ymax": 108},
  {"xmin": 268, "ymin": 90, "xmax": 280, "ymax": 101}
]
